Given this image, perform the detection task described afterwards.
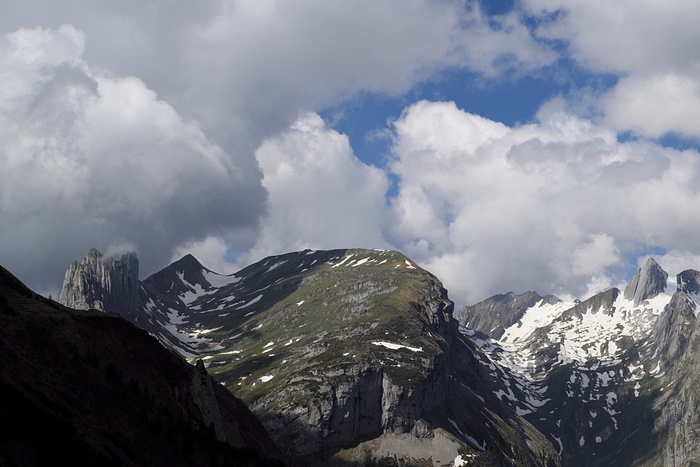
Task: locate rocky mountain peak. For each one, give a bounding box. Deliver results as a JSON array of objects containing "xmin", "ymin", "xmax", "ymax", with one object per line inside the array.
[
  {"xmin": 623, "ymin": 257, "xmax": 668, "ymax": 306},
  {"xmin": 143, "ymin": 253, "xmax": 213, "ymax": 299},
  {"xmin": 58, "ymin": 247, "xmax": 559, "ymax": 465},
  {"xmin": 58, "ymin": 249, "xmax": 140, "ymax": 317},
  {"xmin": 172, "ymin": 253, "xmax": 205, "ymax": 273},
  {"xmin": 455, "ymin": 290, "xmax": 561, "ymax": 339},
  {"xmin": 677, "ymin": 269, "xmax": 700, "ymax": 295}
]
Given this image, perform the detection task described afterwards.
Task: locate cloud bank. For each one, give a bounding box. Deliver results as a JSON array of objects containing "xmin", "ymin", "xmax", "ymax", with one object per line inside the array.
[
  {"xmin": 3, "ymin": 1, "xmax": 700, "ymax": 309},
  {"xmin": 248, "ymin": 102, "xmax": 700, "ymax": 306},
  {"xmin": 1, "ymin": 0, "xmax": 555, "ymax": 294},
  {"xmin": 387, "ymin": 101, "xmax": 700, "ymax": 304},
  {"xmin": 0, "ymin": 25, "xmax": 264, "ymax": 291}
]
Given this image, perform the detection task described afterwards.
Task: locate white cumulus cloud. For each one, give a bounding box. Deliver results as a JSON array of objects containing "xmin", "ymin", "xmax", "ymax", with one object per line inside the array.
[
  {"xmin": 523, "ymin": 0, "xmax": 700, "ymax": 140},
  {"xmin": 238, "ymin": 112, "xmax": 391, "ymax": 267},
  {"xmin": 386, "ymin": 101, "xmax": 700, "ymax": 305}
]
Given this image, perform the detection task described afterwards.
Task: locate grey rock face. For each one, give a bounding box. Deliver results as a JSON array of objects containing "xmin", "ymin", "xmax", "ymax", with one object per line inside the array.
[
  {"xmin": 677, "ymin": 269, "xmax": 700, "ymax": 295},
  {"xmin": 191, "ymin": 360, "xmax": 226, "ymax": 442},
  {"xmin": 654, "ymin": 291, "xmax": 696, "ymax": 366},
  {"xmin": 561, "ymin": 287, "xmax": 620, "ymax": 320},
  {"xmin": 624, "ymin": 257, "xmax": 668, "ymax": 305},
  {"xmin": 59, "ymin": 248, "xmax": 140, "ymax": 318},
  {"xmin": 653, "ymin": 292, "xmax": 700, "ymax": 467},
  {"xmin": 455, "ymin": 291, "xmax": 560, "ymax": 338}
]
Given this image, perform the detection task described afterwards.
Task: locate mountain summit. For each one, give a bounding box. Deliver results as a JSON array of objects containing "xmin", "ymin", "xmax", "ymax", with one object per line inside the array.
[{"xmin": 623, "ymin": 257, "xmax": 669, "ymax": 306}]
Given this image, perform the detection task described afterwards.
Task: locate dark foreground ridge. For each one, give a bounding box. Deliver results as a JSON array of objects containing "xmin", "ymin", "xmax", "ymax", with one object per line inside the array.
[{"xmin": 0, "ymin": 263, "xmax": 284, "ymax": 466}]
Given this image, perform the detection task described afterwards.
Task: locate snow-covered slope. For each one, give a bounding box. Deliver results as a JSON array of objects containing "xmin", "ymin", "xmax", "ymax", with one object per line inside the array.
[{"xmin": 455, "ymin": 258, "xmax": 699, "ymax": 465}]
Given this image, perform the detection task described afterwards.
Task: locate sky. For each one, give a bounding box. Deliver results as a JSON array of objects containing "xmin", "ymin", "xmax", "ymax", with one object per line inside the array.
[{"xmin": 2, "ymin": 0, "xmax": 700, "ymax": 308}]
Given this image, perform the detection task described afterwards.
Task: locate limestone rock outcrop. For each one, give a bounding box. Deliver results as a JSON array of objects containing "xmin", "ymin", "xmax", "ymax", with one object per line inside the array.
[
  {"xmin": 624, "ymin": 257, "xmax": 668, "ymax": 305},
  {"xmin": 59, "ymin": 248, "xmax": 140, "ymax": 319}
]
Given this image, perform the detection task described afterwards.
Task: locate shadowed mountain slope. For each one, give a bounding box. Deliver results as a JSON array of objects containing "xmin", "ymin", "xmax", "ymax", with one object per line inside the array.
[{"xmin": 0, "ymin": 264, "xmax": 283, "ymax": 466}]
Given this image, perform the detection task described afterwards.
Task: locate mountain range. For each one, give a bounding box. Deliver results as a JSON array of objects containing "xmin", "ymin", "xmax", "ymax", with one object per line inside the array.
[
  {"xmin": 456, "ymin": 257, "xmax": 700, "ymax": 466},
  {"xmin": 4, "ymin": 247, "xmax": 700, "ymax": 465},
  {"xmin": 58, "ymin": 248, "xmax": 558, "ymax": 466}
]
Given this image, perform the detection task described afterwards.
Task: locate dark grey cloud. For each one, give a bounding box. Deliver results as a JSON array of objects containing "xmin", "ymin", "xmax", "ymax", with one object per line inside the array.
[
  {"xmin": 0, "ymin": 25, "xmax": 264, "ymax": 292},
  {"xmin": 0, "ymin": 1, "xmax": 555, "ymax": 295}
]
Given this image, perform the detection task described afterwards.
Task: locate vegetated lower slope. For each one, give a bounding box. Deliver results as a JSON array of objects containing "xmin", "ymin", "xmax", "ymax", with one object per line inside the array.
[
  {"xmin": 455, "ymin": 258, "xmax": 700, "ymax": 466},
  {"xmin": 0, "ymin": 264, "xmax": 283, "ymax": 467},
  {"xmin": 60, "ymin": 248, "xmax": 561, "ymax": 467}
]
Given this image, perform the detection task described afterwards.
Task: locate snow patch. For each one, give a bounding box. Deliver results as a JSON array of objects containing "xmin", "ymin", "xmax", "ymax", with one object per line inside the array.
[
  {"xmin": 265, "ymin": 261, "xmax": 286, "ymax": 274},
  {"xmin": 331, "ymin": 254, "xmax": 354, "ymax": 268},
  {"xmin": 352, "ymin": 257, "xmax": 370, "ymax": 267},
  {"xmin": 239, "ymin": 294, "xmax": 263, "ymax": 308},
  {"xmin": 177, "ymin": 278, "xmax": 207, "ymax": 305},
  {"xmin": 552, "ymin": 435, "xmax": 563, "ymax": 455},
  {"xmin": 203, "ymin": 270, "xmax": 241, "ymax": 288},
  {"xmin": 372, "ymin": 341, "xmax": 423, "ymax": 352},
  {"xmin": 500, "ymin": 299, "xmax": 574, "ymax": 343},
  {"xmin": 453, "ymin": 454, "xmax": 475, "ymax": 466},
  {"xmin": 449, "ymin": 418, "xmax": 486, "ymax": 451}
]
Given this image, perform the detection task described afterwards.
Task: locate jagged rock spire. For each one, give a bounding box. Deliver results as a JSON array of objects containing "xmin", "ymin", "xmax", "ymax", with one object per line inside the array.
[
  {"xmin": 624, "ymin": 258, "xmax": 668, "ymax": 306},
  {"xmin": 59, "ymin": 249, "xmax": 140, "ymax": 317},
  {"xmin": 191, "ymin": 360, "xmax": 226, "ymax": 442}
]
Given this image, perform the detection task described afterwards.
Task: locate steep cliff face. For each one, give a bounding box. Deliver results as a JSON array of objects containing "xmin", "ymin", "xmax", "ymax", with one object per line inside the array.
[
  {"xmin": 624, "ymin": 258, "xmax": 669, "ymax": 306},
  {"xmin": 59, "ymin": 248, "xmax": 140, "ymax": 319},
  {"xmin": 59, "ymin": 248, "xmax": 560, "ymax": 466},
  {"xmin": 58, "ymin": 249, "xmax": 221, "ymax": 358},
  {"xmin": 649, "ymin": 271, "xmax": 700, "ymax": 467},
  {"xmin": 653, "ymin": 291, "xmax": 696, "ymax": 366},
  {"xmin": 0, "ymin": 263, "xmax": 283, "ymax": 466}
]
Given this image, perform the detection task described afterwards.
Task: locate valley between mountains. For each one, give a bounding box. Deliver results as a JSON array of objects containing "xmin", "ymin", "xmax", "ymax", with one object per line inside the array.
[{"xmin": 5, "ymin": 247, "xmax": 700, "ymax": 466}]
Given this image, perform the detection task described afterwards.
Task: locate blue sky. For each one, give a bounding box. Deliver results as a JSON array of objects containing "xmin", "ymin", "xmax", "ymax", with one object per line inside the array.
[{"xmin": 2, "ymin": 0, "xmax": 700, "ymax": 307}]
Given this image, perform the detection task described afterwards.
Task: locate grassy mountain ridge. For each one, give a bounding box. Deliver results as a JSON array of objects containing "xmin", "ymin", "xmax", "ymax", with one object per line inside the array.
[
  {"xmin": 59, "ymin": 247, "xmax": 561, "ymax": 466},
  {"xmin": 138, "ymin": 248, "xmax": 560, "ymax": 466}
]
